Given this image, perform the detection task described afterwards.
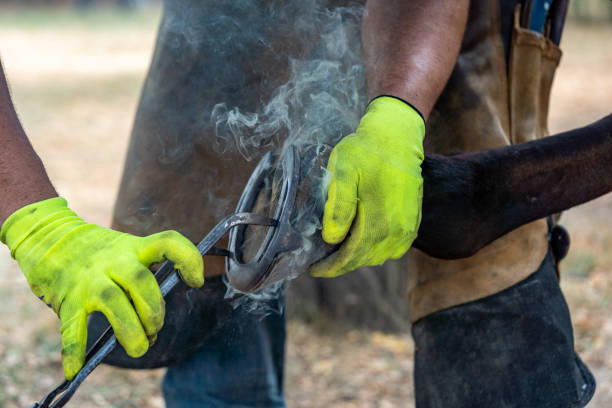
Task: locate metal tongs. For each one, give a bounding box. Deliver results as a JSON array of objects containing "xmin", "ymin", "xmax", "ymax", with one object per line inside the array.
[
  {"xmin": 31, "ymin": 146, "xmax": 302, "ymax": 407},
  {"xmin": 30, "ymin": 212, "xmax": 277, "ymax": 408}
]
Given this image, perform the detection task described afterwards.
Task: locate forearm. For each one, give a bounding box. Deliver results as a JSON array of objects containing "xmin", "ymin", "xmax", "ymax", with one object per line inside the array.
[
  {"xmin": 362, "ymin": 0, "xmax": 469, "ymax": 119},
  {"xmin": 0, "ymin": 60, "xmax": 57, "ymax": 225}
]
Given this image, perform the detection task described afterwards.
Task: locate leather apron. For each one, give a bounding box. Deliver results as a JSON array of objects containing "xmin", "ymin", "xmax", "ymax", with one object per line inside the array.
[
  {"xmin": 89, "ymin": 0, "xmax": 369, "ymax": 367},
  {"xmin": 407, "ymin": 0, "xmax": 562, "ymax": 322},
  {"xmin": 410, "ymin": 3, "xmax": 595, "ymax": 407}
]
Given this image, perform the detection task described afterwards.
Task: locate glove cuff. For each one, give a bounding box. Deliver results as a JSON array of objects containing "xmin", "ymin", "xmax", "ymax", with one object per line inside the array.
[
  {"xmin": 0, "ymin": 197, "xmax": 73, "ymax": 258},
  {"xmin": 366, "ymin": 95, "xmax": 426, "ymax": 144},
  {"xmin": 369, "ymin": 94, "xmax": 426, "ymax": 125}
]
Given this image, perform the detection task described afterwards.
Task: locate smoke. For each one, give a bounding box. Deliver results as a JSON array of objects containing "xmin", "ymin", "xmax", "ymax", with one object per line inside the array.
[
  {"xmin": 157, "ymin": 0, "xmax": 369, "ymax": 315},
  {"xmin": 210, "ymin": 1, "xmax": 367, "ymax": 160},
  {"xmin": 296, "ymin": 165, "xmax": 334, "ymax": 239},
  {"xmin": 224, "ymin": 278, "xmax": 287, "ymax": 317},
  {"xmin": 210, "ymin": 1, "xmax": 369, "ymax": 315}
]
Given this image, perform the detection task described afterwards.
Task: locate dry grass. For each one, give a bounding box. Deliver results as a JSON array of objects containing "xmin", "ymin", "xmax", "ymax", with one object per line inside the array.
[{"xmin": 0, "ymin": 6, "xmax": 610, "ymax": 408}]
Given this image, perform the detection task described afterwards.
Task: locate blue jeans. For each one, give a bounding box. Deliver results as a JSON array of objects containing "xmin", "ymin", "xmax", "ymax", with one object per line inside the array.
[{"xmin": 162, "ymin": 295, "xmax": 287, "ymax": 408}]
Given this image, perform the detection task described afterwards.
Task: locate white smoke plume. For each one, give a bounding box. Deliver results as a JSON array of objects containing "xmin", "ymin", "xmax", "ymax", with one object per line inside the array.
[
  {"xmin": 211, "ymin": 2, "xmax": 367, "ymax": 160},
  {"xmin": 160, "ymin": 0, "xmax": 369, "ymax": 315}
]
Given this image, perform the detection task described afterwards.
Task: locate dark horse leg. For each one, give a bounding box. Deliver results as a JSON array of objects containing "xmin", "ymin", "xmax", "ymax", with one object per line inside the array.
[{"xmin": 415, "ymin": 114, "xmax": 612, "ymax": 259}]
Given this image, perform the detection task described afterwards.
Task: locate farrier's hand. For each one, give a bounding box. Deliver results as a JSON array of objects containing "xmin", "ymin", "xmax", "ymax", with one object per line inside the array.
[
  {"xmin": 0, "ymin": 197, "xmax": 203, "ymax": 380},
  {"xmin": 310, "ymin": 96, "xmax": 425, "ymax": 277}
]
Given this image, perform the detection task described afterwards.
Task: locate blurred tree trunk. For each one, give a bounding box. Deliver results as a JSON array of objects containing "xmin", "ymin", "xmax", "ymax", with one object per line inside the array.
[{"xmin": 569, "ymin": 0, "xmax": 612, "ymax": 23}]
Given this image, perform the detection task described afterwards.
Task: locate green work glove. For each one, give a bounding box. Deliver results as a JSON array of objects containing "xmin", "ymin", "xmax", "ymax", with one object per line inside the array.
[
  {"xmin": 310, "ymin": 96, "xmax": 425, "ymax": 277},
  {"xmin": 0, "ymin": 197, "xmax": 203, "ymax": 380}
]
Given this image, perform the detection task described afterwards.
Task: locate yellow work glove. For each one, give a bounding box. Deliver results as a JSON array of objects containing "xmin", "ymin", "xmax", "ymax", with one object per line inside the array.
[
  {"xmin": 310, "ymin": 96, "xmax": 425, "ymax": 277},
  {"xmin": 0, "ymin": 197, "xmax": 203, "ymax": 380}
]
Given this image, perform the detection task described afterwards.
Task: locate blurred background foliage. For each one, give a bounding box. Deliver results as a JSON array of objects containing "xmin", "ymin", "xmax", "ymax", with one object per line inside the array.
[
  {"xmin": 0, "ymin": 0, "xmax": 155, "ymax": 8},
  {"xmin": 0, "ymin": 0, "xmax": 611, "ymax": 20}
]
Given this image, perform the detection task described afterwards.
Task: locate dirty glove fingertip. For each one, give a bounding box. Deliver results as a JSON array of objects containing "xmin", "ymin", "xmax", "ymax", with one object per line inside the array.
[
  {"xmin": 321, "ymin": 182, "xmax": 357, "ymax": 244},
  {"xmin": 139, "ymin": 230, "xmax": 204, "ymax": 288}
]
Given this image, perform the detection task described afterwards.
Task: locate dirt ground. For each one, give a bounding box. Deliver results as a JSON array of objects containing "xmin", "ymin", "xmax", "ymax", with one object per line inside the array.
[{"xmin": 0, "ymin": 6, "xmax": 610, "ymax": 408}]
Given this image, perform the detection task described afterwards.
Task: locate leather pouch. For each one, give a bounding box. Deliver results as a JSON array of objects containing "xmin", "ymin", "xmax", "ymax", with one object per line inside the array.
[{"xmin": 509, "ymin": 5, "xmax": 562, "ymax": 143}]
